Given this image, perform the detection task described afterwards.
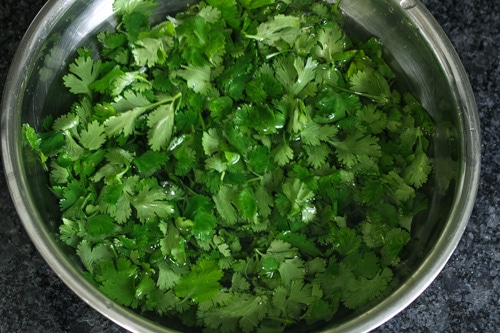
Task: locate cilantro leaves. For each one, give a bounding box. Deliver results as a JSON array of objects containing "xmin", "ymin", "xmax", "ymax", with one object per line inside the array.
[{"xmin": 23, "ymin": 0, "xmax": 435, "ymax": 332}]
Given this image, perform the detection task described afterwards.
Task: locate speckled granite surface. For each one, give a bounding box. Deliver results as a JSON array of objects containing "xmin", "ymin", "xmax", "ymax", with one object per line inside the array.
[{"xmin": 0, "ymin": 0, "xmax": 498, "ymax": 332}]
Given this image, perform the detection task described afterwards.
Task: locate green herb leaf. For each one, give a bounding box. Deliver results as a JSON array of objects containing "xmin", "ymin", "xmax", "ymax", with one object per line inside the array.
[
  {"xmin": 147, "ymin": 103, "xmax": 175, "ymax": 151},
  {"xmin": 79, "ymin": 120, "xmax": 106, "ymax": 150},
  {"xmin": 174, "ymin": 259, "xmax": 223, "ymax": 303},
  {"xmin": 63, "ymin": 48, "xmax": 101, "ymax": 96}
]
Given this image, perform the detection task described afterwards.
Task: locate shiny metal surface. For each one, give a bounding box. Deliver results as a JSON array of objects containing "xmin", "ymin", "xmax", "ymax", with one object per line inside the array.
[{"xmin": 1, "ymin": 0, "xmax": 480, "ymax": 332}]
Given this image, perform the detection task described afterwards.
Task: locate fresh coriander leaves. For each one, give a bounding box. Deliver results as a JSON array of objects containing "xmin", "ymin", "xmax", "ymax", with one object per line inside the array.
[{"xmin": 23, "ymin": 0, "xmax": 436, "ymax": 332}]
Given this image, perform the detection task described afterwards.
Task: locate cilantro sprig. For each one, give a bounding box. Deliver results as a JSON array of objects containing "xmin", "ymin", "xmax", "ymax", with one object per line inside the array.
[{"xmin": 23, "ymin": 0, "xmax": 435, "ymax": 332}]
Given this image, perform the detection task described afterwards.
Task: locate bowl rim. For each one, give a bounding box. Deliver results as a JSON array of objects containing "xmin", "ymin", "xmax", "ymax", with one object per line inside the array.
[{"xmin": 1, "ymin": 0, "xmax": 481, "ymax": 332}]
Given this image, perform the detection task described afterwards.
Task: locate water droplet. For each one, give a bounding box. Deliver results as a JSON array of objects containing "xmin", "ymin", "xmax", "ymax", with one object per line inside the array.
[{"xmin": 400, "ymin": 0, "xmax": 417, "ymax": 10}]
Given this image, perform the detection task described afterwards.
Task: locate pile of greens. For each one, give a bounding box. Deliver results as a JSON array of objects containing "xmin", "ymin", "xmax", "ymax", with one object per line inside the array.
[{"xmin": 23, "ymin": 0, "xmax": 435, "ymax": 331}]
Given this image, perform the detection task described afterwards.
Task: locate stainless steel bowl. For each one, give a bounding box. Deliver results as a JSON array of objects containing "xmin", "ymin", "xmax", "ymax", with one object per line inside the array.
[{"xmin": 1, "ymin": 0, "xmax": 480, "ymax": 332}]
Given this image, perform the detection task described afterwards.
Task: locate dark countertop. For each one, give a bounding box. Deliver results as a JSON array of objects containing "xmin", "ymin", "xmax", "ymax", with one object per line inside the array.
[{"xmin": 0, "ymin": 0, "xmax": 498, "ymax": 332}]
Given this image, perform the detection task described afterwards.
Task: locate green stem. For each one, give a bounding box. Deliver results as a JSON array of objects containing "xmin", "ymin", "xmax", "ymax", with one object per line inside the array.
[
  {"xmin": 331, "ymin": 84, "xmax": 387, "ymax": 103},
  {"xmin": 145, "ymin": 92, "xmax": 182, "ymax": 112}
]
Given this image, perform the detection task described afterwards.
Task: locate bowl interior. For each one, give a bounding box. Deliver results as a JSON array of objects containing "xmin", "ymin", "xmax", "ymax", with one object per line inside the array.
[{"xmin": 1, "ymin": 0, "xmax": 480, "ymax": 332}]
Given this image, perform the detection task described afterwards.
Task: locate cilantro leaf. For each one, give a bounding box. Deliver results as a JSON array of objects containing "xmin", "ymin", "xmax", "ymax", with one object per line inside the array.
[
  {"xmin": 206, "ymin": 0, "xmax": 240, "ymax": 29},
  {"xmin": 342, "ymin": 267, "xmax": 393, "ymax": 309},
  {"xmin": 77, "ymin": 240, "xmax": 114, "ymax": 274},
  {"xmin": 315, "ymin": 89, "xmax": 361, "ymax": 123},
  {"xmin": 22, "ymin": 124, "xmax": 48, "ymax": 165},
  {"xmin": 105, "ymin": 94, "xmax": 151, "ymax": 137},
  {"xmin": 173, "ymin": 65, "xmax": 212, "ymax": 95},
  {"xmin": 313, "ymin": 25, "xmax": 344, "ymax": 61},
  {"xmin": 159, "ymin": 221, "xmax": 187, "ymax": 264},
  {"xmin": 330, "ymin": 227, "xmax": 362, "ymax": 256},
  {"xmin": 301, "ymin": 121, "xmax": 338, "ymax": 146},
  {"xmin": 122, "ymin": 11, "xmax": 151, "ymax": 43},
  {"xmin": 254, "ymin": 185, "xmax": 273, "ymax": 219},
  {"xmin": 172, "ymin": 144, "xmax": 196, "ymax": 176},
  {"xmin": 49, "ymin": 162, "xmax": 70, "ymax": 184},
  {"xmin": 282, "ymin": 178, "xmax": 314, "ymax": 217},
  {"xmin": 63, "ymin": 48, "xmax": 101, "ymax": 96},
  {"xmin": 98, "ymin": 258, "xmax": 139, "ymax": 308},
  {"xmin": 383, "ymin": 171, "xmax": 415, "ymax": 204},
  {"xmin": 202, "ymin": 128, "xmax": 220, "ymax": 156},
  {"xmin": 130, "ymin": 180, "xmax": 174, "ymax": 222},
  {"xmin": 174, "ymin": 259, "xmax": 223, "ymax": 303},
  {"xmin": 380, "ymin": 228, "xmax": 411, "ymax": 265},
  {"xmin": 278, "ymin": 257, "xmax": 306, "ymax": 285},
  {"xmin": 274, "ymin": 55, "xmax": 318, "ymax": 95},
  {"xmin": 197, "ymin": 5, "xmax": 222, "ymax": 24},
  {"xmin": 147, "ymin": 103, "xmax": 175, "ymax": 151},
  {"xmin": 213, "ymin": 185, "xmax": 238, "ymax": 225},
  {"xmin": 246, "ymin": 14, "xmax": 301, "ymax": 47},
  {"xmin": 240, "ymin": 0, "xmax": 275, "ymax": 10},
  {"xmin": 192, "ymin": 211, "xmax": 217, "ymax": 242},
  {"xmin": 266, "ymin": 239, "xmax": 298, "ymax": 262},
  {"xmin": 356, "ymin": 103, "xmax": 388, "ymax": 134},
  {"xmin": 78, "ymin": 120, "xmax": 106, "ymax": 150},
  {"xmin": 276, "ymin": 232, "xmax": 321, "ymax": 257},
  {"xmin": 110, "ymin": 89, "xmax": 151, "ymax": 113},
  {"xmin": 349, "ymin": 68, "xmax": 391, "ymax": 102},
  {"xmin": 52, "ymin": 114, "xmax": 79, "ymax": 131},
  {"xmin": 110, "ymin": 70, "xmax": 150, "ymax": 97},
  {"xmin": 86, "ymin": 214, "xmax": 116, "ymax": 237},
  {"xmin": 132, "ymin": 37, "xmax": 171, "ymax": 67},
  {"xmin": 236, "ymin": 187, "xmax": 258, "ymax": 222},
  {"xmin": 330, "ymin": 133, "xmax": 381, "ymax": 167},
  {"xmin": 305, "ymin": 144, "xmax": 330, "ymax": 169},
  {"xmin": 272, "ymin": 144, "xmax": 294, "ymax": 166},
  {"xmin": 156, "ymin": 261, "xmax": 181, "ymax": 290},
  {"xmin": 92, "ymin": 149, "xmax": 134, "ymax": 184},
  {"xmin": 204, "ymin": 293, "xmax": 268, "ymax": 333},
  {"xmin": 403, "ymin": 135, "xmax": 432, "ymax": 188},
  {"xmin": 133, "ymin": 150, "xmax": 169, "ymax": 176},
  {"xmin": 113, "ymin": 0, "xmax": 158, "ymax": 16}
]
